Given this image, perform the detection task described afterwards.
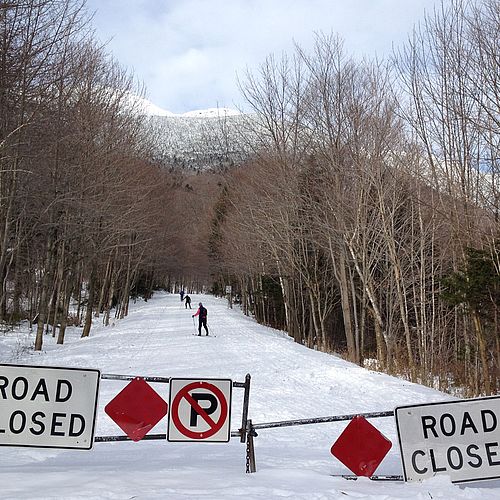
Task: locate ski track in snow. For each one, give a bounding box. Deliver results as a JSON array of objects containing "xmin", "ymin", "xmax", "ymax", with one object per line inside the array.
[{"xmin": 0, "ymin": 292, "xmax": 498, "ymax": 499}]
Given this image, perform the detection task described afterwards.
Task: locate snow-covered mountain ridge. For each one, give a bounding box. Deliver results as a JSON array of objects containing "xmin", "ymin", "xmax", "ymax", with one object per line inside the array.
[
  {"xmin": 135, "ymin": 94, "xmax": 241, "ymax": 119},
  {"xmin": 148, "ymin": 112, "xmax": 255, "ymax": 170},
  {"xmin": 133, "ymin": 95, "xmax": 259, "ymax": 170}
]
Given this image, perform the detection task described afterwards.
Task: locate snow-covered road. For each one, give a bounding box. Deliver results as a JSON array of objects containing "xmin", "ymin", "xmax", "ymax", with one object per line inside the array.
[{"xmin": 0, "ymin": 292, "xmax": 498, "ymax": 499}]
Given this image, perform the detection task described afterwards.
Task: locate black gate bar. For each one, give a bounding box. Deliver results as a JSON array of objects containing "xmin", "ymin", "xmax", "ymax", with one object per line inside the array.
[
  {"xmin": 334, "ymin": 474, "xmax": 404, "ymax": 481},
  {"xmin": 100, "ymin": 373, "xmax": 171, "ymax": 383},
  {"xmin": 251, "ymin": 410, "xmax": 394, "ymax": 431},
  {"xmin": 95, "ymin": 433, "xmax": 166, "ymax": 442},
  {"xmin": 95, "ymin": 430, "xmax": 243, "ymax": 442}
]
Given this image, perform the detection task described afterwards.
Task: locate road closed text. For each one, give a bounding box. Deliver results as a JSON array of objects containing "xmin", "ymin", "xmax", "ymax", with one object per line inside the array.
[
  {"xmin": 0, "ymin": 364, "xmax": 100, "ymax": 450},
  {"xmin": 396, "ymin": 397, "xmax": 500, "ymax": 483}
]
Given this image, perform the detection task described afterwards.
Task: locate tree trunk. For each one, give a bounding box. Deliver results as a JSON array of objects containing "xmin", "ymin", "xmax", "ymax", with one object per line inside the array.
[
  {"xmin": 81, "ymin": 270, "xmax": 95, "ymax": 338},
  {"xmin": 471, "ymin": 309, "xmax": 491, "ymax": 395},
  {"xmin": 331, "ymin": 242, "xmax": 356, "ymax": 362},
  {"xmin": 57, "ymin": 273, "xmax": 72, "ymax": 345},
  {"xmin": 34, "ymin": 235, "xmax": 55, "ymax": 351}
]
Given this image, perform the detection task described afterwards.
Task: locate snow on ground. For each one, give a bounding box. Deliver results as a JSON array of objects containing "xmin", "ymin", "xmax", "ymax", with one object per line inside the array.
[{"xmin": 0, "ymin": 292, "xmax": 498, "ymax": 499}]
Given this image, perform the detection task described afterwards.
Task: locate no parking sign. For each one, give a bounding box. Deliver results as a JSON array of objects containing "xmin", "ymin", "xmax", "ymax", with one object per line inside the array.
[{"xmin": 167, "ymin": 378, "xmax": 232, "ymax": 442}]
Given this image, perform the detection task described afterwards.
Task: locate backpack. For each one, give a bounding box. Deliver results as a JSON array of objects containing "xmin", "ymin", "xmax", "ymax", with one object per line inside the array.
[{"xmin": 199, "ymin": 306, "xmax": 207, "ymax": 319}]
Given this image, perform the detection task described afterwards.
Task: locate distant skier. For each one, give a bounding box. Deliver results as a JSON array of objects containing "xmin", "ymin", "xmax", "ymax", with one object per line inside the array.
[
  {"xmin": 192, "ymin": 302, "xmax": 208, "ymax": 336},
  {"xmin": 184, "ymin": 294, "xmax": 192, "ymax": 309},
  {"xmin": 180, "ymin": 289, "xmax": 185, "ymax": 302}
]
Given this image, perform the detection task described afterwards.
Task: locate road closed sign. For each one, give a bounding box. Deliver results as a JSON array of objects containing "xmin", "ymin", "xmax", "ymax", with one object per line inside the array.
[
  {"xmin": 0, "ymin": 364, "xmax": 100, "ymax": 450},
  {"xmin": 395, "ymin": 396, "xmax": 500, "ymax": 484},
  {"xmin": 167, "ymin": 378, "xmax": 232, "ymax": 442}
]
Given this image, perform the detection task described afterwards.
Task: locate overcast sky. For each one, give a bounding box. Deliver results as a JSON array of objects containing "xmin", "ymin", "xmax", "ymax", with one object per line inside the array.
[{"xmin": 85, "ymin": 0, "xmax": 441, "ymax": 114}]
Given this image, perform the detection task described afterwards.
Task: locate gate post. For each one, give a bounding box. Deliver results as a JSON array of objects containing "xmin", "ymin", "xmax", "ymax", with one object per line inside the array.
[
  {"xmin": 240, "ymin": 373, "xmax": 251, "ymax": 442},
  {"xmin": 245, "ymin": 419, "xmax": 257, "ymax": 473}
]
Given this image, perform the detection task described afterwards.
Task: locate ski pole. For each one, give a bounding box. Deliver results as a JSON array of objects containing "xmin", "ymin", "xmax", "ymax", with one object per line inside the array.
[
  {"xmin": 192, "ymin": 316, "xmax": 198, "ymax": 335},
  {"xmin": 206, "ymin": 322, "xmax": 215, "ymax": 337}
]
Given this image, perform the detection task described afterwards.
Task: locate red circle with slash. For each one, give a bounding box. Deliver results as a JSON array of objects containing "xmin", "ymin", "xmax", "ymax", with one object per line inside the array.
[{"xmin": 171, "ymin": 381, "xmax": 228, "ymax": 439}]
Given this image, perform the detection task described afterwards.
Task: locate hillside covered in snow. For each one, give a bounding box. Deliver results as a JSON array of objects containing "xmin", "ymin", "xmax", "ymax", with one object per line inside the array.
[
  {"xmin": 148, "ymin": 113, "xmax": 258, "ymax": 170},
  {"xmin": 132, "ymin": 96, "xmax": 260, "ymax": 170}
]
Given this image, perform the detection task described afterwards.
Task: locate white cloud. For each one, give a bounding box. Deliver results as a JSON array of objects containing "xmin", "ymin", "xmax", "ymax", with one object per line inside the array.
[{"xmin": 86, "ymin": 0, "xmax": 440, "ymax": 113}]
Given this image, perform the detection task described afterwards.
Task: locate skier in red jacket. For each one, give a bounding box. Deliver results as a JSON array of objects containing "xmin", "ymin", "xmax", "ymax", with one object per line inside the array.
[{"xmin": 192, "ymin": 302, "xmax": 209, "ymax": 336}]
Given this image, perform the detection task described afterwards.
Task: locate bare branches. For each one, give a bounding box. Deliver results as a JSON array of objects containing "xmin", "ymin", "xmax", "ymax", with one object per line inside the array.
[
  {"xmin": 214, "ymin": 1, "xmax": 498, "ymax": 396},
  {"xmin": 0, "ymin": 0, "xmax": 182, "ymax": 349}
]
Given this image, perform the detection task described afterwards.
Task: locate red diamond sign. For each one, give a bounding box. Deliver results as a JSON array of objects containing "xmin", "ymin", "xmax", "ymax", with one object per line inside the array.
[
  {"xmin": 105, "ymin": 377, "xmax": 168, "ymax": 442},
  {"xmin": 330, "ymin": 415, "xmax": 392, "ymax": 476}
]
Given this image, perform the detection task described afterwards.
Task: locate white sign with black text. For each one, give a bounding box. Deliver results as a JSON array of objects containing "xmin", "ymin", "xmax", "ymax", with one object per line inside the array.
[
  {"xmin": 395, "ymin": 396, "xmax": 500, "ymax": 484},
  {"xmin": 0, "ymin": 364, "xmax": 100, "ymax": 450}
]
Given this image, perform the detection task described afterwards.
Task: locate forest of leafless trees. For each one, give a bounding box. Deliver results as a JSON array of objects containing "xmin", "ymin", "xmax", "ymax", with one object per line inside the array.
[
  {"xmin": 1, "ymin": 0, "xmax": 498, "ymax": 396},
  {"xmin": 0, "ymin": 0, "xmax": 213, "ymax": 350},
  {"xmin": 212, "ymin": 0, "xmax": 499, "ymax": 396}
]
